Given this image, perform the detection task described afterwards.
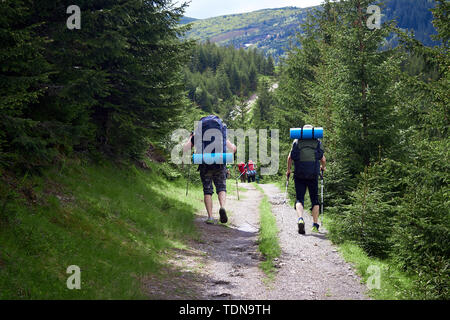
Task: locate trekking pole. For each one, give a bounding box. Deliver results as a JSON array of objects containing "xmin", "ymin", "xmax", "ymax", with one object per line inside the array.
[
  {"xmin": 235, "ymin": 163, "xmax": 240, "ymax": 200},
  {"xmin": 284, "ymin": 173, "xmax": 290, "ymax": 204},
  {"xmin": 185, "ymin": 131, "xmax": 194, "ymax": 197},
  {"xmin": 237, "ymin": 171, "xmax": 245, "ymax": 181},
  {"xmin": 280, "ymin": 172, "xmax": 290, "ymax": 229},
  {"xmin": 320, "ymin": 169, "xmax": 324, "ymax": 225},
  {"xmin": 186, "ymin": 163, "xmax": 191, "ymax": 196}
]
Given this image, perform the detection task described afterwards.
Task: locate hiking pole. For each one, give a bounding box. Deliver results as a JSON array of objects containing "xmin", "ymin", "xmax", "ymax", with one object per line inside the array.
[
  {"xmin": 235, "ymin": 163, "xmax": 240, "ymax": 200},
  {"xmin": 237, "ymin": 171, "xmax": 245, "ymax": 181},
  {"xmin": 186, "ymin": 163, "xmax": 191, "ymax": 196},
  {"xmin": 320, "ymin": 169, "xmax": 324, "ymax": 225},
  {"xmin": 284, "ymin": 173, "xmax": 290, "ymax": 204}
]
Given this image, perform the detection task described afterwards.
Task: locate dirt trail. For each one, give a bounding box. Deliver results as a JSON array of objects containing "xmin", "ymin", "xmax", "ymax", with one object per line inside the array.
[
  {"xmin": 143, "ymin": 183, "xmax": 369, "ymax": 300},
  {"xmin": 257, "ymin": 184, "xmax": 369, "ymax": 300}
]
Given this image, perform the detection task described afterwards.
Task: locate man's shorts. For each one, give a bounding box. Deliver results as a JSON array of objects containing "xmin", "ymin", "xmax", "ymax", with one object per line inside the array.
[
  {"xmin": 200, "ymin": 166, "xmax": 227, "ymax": 195},
  {"xmin": 294, "ymin": 176, "xmax": 319, "ymax": 208}
]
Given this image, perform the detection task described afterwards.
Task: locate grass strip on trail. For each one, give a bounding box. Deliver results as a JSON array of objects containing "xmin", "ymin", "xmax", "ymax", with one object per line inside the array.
[{"xmin": 255, "ymin": 184, "xmax": 281, "ymax": 281}]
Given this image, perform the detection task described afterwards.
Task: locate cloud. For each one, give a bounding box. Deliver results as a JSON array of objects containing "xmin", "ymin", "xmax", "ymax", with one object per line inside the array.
[{"xmin": 179, "ymin": 0, "xmax": 324, "ymax": 19}]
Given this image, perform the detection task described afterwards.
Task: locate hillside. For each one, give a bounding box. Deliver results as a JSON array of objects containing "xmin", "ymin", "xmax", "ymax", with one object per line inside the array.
[
  {"xmin": 183, "ymin": 0, "xmax": 439, "ymax": 59},
  {"xmin": 0, "ymin": 160, "xmax": 207, "ymax": 299},
  {"xmin": 184, "ymin": 6, "xmax": 312, "ymax": 59}
]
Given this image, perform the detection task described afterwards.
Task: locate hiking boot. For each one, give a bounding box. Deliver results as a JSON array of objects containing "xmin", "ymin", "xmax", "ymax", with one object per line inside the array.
[
  {"xmin": 205, "ymin": 217, "xmax": 215, "ymax": 225},
  {"xmin": 298, "ymin": 218, "xmax": 305, "ymax": 234},
  {"xmin": 219, "ymin": 207, "xmax": 228, "ymax": 224},
  {"xmin": 312, "ymin": 223, "xmax": 320, "ymax": 233}
]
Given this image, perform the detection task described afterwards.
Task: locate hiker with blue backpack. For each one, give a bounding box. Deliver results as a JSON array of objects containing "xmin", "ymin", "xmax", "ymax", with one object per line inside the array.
[
  {"xmin": 286, "ymin": 124, "xmax": 326, "ymax": 234},
  {"xmin": 183, "ymin": 115, "xmax": 237, "ymax": 225}
]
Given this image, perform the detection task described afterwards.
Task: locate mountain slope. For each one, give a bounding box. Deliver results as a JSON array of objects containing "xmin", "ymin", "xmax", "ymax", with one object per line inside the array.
[
  {"xmin": 184, "ymin": 6, "xmax": 311, "ymax": 58},
  {"xmin": 184, "ymin": 0, "xmax": 438, "ymax": 59}
]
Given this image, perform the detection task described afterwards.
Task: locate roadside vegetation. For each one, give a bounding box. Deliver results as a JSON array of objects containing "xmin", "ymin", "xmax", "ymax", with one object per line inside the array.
[{"xmin": 0, "ymin": 160, "xmax": 203, "ymax": 299}]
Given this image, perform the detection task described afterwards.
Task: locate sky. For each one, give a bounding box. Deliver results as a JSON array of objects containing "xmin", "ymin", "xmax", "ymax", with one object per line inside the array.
[{"xmin": 179, "ymin": 0, "xmax": 325, "ymax": 19}]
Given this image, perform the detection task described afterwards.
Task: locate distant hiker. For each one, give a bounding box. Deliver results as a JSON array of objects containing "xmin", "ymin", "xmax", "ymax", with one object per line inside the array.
[
  {"xmin": 286, "ymin": 125, "xmax": 326, "ymax": 234},
  {"xmin": 238, "ymin": 162, "xmax": 247, "ymax": 183},
  {"xmin": 184, "ymin": 115, "xmax": 237, "ymax": 225},
  {"xmin": 246, "ymin": 160, "xmax": 257, "ymax": 183}
]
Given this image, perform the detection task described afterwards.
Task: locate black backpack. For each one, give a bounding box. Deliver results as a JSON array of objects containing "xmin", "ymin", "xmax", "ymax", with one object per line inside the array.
[{"xmin": 291, "ymin": 139, "xmax": 324, "ymax": 179}]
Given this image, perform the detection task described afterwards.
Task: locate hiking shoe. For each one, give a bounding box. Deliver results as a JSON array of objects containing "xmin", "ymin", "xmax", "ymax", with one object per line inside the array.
[
  {"xmin": 219, "ymin": 207, "xmax": 228, "ymax": 224},
  {"xmin": 298, "ymin": 218, "xmax": 305, "ymax": 234},
  {"xmin": 312, "ymin": 223, "xmax": 320, "ymax": 233},
  {"xmin": 205, "ymin": 217, "xmax": 215, "ymax": 225}
]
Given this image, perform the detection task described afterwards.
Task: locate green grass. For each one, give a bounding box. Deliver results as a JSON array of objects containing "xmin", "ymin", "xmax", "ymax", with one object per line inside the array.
[
  {"xmin": 257, "ymin": 192, "xmax": 281, "ymax": 281},
  {"xmin": 0, "ymin": 160, "xmax": 204, "ymax": 299},
  {"xmin": 336, "ymin": 242, "xmax": 417, "ymax": 300}
]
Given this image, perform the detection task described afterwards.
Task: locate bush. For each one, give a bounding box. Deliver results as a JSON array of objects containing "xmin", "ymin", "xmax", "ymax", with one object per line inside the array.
[{"xmin": 391, "ymin": 139, "xmax": 450, "ymax": 299}]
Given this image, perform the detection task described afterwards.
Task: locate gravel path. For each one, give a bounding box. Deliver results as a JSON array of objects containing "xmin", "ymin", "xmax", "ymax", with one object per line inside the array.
[
  {"xmin": 143, "ymin": 183, "xmax": 370, "ymax": 300},
  {"xmin": 257, "ymin": 183, "xmax": 370, "ymax": 300}
]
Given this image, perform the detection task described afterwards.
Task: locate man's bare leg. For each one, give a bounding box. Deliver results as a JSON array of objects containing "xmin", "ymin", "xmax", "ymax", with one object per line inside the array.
[
  {"xmin": 218, "ymin": 191, "xmax": 228, "ymax": 223},
  {"xmin": 218, "ymin": 191, "xmax": 226, "ymax": 209},
  {"xmin": 204, "ymin": 194, "xmax": 213, "ymax": 219},
  {"xmin": 296, "ymin": 201, "xmax": 305, "ymax": 234},
  {"xmin": 312, "ymin": 204, "xmax": 319, "ymax": 224},
  {"xmin": 295, "ymin": 201, "xmax": 304, "ymax": 219}
]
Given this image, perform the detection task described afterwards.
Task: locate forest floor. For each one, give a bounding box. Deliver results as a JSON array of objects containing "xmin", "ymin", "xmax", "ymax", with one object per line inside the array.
[{"xmin": 143, "ymin": 183, "xmax": 369, "ymax": 300}]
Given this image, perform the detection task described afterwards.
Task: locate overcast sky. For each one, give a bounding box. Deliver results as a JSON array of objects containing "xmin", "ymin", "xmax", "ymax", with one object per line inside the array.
[{"xmin": 179, "ymin": 0, "xmax": 325, "ymax": 19}]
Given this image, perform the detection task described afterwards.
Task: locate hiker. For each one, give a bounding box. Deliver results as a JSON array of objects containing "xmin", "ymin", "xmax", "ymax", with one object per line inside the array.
[
  {"xmin": 246, "ymin": 160, "xmax": 257, "ymax": 183},
  {"xmin": 238, "ymin": 162, "xmax": 247, "ymax": 183},
  {"xmin": 286, "ymin": 124, "xmax": 326, "ymax": 234},
  {"xmin": 183, "ymin": 115, "xmax": 237, "ymax": 225}
]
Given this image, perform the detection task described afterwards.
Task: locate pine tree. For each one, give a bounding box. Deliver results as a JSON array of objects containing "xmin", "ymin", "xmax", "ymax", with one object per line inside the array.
[
  {"xmin": 330, "ymin": 0, "xmax": 401, "ymax": 176},
  {"xmin": 0, "ymin": 0, "xmax": 51, "ymax": 169},
  {"xmin": 253, "ymin": 79, "xmax": 274, "ymax": 129},
  {"xmin": 248, "ymin": 64, "xmax": 258, "ymax": 92},
  {"xmin": 1, "ymin": 0, "xmax": 192, "ymax": 168}
]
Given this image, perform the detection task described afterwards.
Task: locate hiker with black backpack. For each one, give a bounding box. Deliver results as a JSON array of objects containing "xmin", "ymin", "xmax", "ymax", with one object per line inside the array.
[
  {"xmin": 286, "ymin": 125, "xmax": 326, "ymax": 234},
  {"xmin": 183, "ymin": 115, "xmax": 237, "ymax": 225}
]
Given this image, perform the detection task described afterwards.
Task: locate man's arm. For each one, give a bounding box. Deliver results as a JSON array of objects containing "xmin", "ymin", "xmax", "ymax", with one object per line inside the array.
[
  {"xmin": 320, "ymin": 155, "xmax": 326, "ymax": 172},
  {"xmin": 286, "ymin": 153, "xmax": 292, "ymax": 178},
  {"xmin": 183, "ymin": 132, "xmax": 194, "ymax": 153},
  {"xmin": 227, "ymin": 140, "xmax": 237, "ymax": 154}
]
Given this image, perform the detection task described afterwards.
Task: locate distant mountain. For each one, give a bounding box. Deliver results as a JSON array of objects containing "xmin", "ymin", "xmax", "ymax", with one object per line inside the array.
[
  {"xmin": 183, "ymin": 0, "xmax": 438, "ymax": 59},
  {"xmin": 180, "ymin": 16, "xmax": 198, "ymax": 24},
  {"xmin": 184, "ymin": 6, "xmax": 311, "ymax": 59}
]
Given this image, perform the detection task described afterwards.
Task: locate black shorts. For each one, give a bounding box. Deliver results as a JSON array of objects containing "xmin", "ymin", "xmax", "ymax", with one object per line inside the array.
[
  {"xmin": 200, "ymin": 166, "xmax": 227, "ymax": 195},
  {"xmin": 294, "ymin": 176, "xmax": 319, "ymax": 208}
]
